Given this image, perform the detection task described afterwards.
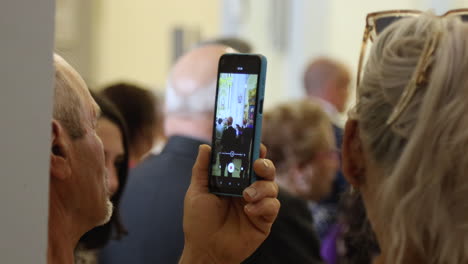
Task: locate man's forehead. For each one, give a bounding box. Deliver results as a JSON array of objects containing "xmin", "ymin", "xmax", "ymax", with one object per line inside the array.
[
  {"xmin": 81, "ymin": 87, "xmax": 100, "ymax": 120},
  {"xmin": 54, "ymin": 54, "xmax": 100, "ymax": 132},
  {"xmin": 65, "ymin": 68, "xmax": 100, "ymax": 120},
  {"xmin": 92, "ymin": 99, "xmax": 101, "ymax": 119}
]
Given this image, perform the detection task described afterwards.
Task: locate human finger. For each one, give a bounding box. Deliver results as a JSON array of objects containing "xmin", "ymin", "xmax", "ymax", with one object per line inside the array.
[
  {"xmin": 253, "ymin": 158, "xmax": 275, "ymax": 181},
  {"xmin": 260, "ymin": 144, "xmax": 267, "ymax": 158},
  {"xmin": 189, "ymin": 144, "xmax": 211, "ymax": 192},
  {"xmin": 244, "ymin": 198, "xmax": 281, "ymax": 233},
  {"xmin": 243, "ymin": 181, "xmax": 278, "ymax": 203}
]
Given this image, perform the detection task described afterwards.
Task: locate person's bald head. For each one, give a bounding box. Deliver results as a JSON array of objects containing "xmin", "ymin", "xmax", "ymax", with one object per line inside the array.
[
  {"xmin": 303, "ymin": 57, "xmax": 350, "ymax": 113},
  {"xmin": 53, "ymin": 54, "xmax": 99, "ymax": 139},
  {"xmin": 165, "ymin": 44, "xmax": 235, "ymax": 116}
]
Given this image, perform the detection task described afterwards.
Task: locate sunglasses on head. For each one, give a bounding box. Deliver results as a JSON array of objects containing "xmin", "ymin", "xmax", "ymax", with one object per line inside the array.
[
  {"xmin": 357, "ymin": 9, "xmax": 468, "ymax": 87},
  {"xmin": 357, "ymin": 9, "xmax": 468, "ymax": 131}
]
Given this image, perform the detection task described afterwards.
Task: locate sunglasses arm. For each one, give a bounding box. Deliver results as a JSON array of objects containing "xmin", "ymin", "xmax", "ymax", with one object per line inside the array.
[{"xmin": 356, "ymin": 25, "xmax": 372, "ymax": 87}]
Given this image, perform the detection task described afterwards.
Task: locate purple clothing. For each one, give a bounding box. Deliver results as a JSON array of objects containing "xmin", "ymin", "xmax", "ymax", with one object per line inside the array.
[{"xmin": 321, "ymin": 224, "xmax": 342, "ymax": 264}]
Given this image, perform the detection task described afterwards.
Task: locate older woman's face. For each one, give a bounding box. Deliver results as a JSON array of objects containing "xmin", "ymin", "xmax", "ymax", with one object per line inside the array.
[
  {"xmin": 294, "ymin": 126, "xmax": 338, "ymax": 201},
  {"xmin": 96, "ymin": 118, "xmax": 124, "ymax": 196},
  {"xmin": 312, "ymin": 148, "xmax": 339, "ymax": 198}
]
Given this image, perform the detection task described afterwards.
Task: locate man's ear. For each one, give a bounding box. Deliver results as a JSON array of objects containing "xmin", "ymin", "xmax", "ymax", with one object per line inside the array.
[
  {"xmin": 342, "ymin": 119, "xmax": 366, "ymax": 188},
  {"xmin": 50, "ymin": 120, "xmax": 72, "ymax": 180}
]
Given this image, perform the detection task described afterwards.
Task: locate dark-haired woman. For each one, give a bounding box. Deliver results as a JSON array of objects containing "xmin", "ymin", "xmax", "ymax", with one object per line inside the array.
[{"xmin": 74, "ymin": 92, "xmax": 129, "ymax": 264}]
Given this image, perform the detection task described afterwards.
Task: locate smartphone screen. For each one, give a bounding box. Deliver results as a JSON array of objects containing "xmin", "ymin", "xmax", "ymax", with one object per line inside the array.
[{"xmin": 209, "ymin": 54, "xmax": 266, "ymax": 196}]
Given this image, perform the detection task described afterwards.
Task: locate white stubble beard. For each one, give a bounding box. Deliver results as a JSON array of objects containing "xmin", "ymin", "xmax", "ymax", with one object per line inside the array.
[
  {"xmin": 99, "ymin": 199, "xmax": 114, "ymax": 226},
  {"xmin": 98, "ymin": 169, "xmax": 114, "ymax": 226}
]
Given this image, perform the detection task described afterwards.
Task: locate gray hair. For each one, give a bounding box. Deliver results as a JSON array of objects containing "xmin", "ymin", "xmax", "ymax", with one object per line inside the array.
[
  {"xmin": 164, "ymin": 79, "xmax": 217, "ymax": 117},
  {"xmin": 354, "ymin": 13, "xmax": 468, "ymax": 263},
  {"xmin": 53, "ymin": 54, "xmax": 85, "ymax": 139}
]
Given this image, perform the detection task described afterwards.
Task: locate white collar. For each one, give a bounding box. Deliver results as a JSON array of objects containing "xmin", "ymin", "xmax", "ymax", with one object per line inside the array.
[{"xmin": 311, "ymin": 97, "xmax": 345, "ymax": 128}]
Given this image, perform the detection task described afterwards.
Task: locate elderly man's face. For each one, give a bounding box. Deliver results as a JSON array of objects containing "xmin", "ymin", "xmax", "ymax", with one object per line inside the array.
[{"xmin": 69, "ymin": 85, "xmax": 112, "ymax": 227}]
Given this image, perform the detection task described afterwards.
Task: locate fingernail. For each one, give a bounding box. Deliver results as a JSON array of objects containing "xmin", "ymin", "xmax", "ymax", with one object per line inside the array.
[
  {"xmin": 245, "ymin": 203, "xmax": 254, "ymax": 212},
  {"xmin": 244, "ymin": 187, "xmax": 257, "ymax": 199},
  {"xmin": 263, "ymin": 159, "xmax": 270, "ymax": 168}
]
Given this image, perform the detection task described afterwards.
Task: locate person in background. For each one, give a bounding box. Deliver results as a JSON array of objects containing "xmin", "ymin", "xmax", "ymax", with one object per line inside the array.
[
  {"xmin": 199, "ymin": 37, "xmax": 252, "ymax": 53},
  {"xmin": 304, "ymin": 58, "xmax": 350, "ymax": 121},
  {"xmin": 150, "ymin": 90, "xmax": 167, "ymax": 155},
  {"xmin": 305, "ymin": 59, "xmax": 378, "ymax": 264},
  {"xmin": 244, "ymin": 99, "xmax": 338, "ymax": 264},
  {"xmin": 100, "ymin": 44, "xmax": 267, "ymax": 264},
  {"xmin": 49, "ymin": 53, "xmax": 280, "ymax": 264},
  {"xmin": 101, "ymin": 82, "xmax": 158, "ymax": 167},
  {"xmin": 49, "ymin": 54, "xmax": 113, "ymax": 264},
  {"xmin": 343, "ymin": 12, "xmax": 468, "ymax": 263},
  {"xmin": 219, "ymin": 116, "xmax": 237, "ymax": 177},
  {"xmin": 320, "ymin": 191, "xmax": 379, "ymax": 264},
  {"xmin": 74, "ymin": 92, "xmax": 129, "ymax": 264},
  {"xmin": 238, "ymin": 119, "xmax": 253, "ymax": 179},
  {"xmin": 303, "ymin": 57, "xmax": 351, "ymax": 239},
  {"xmin": 215, "ymin": 118, "xmax": 225, "ymax": 141}
]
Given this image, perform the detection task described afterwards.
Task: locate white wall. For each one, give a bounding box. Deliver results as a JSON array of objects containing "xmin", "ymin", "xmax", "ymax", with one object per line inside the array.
[
  {"xmin": 221, "ymin": 0, "xmax": 468, "ymax": 110},
  {"xmin": 92, "ymin": 0, "xmax": 221, "ymax": 90},
  {"xmin": 55, "ymin": 0, "xmax": 468, "ymax": 98},
  {"xmin": 454, "ymin": 0, "xmax": 468, "ymax": 7},
  {"xmin": 220, "ymin": 0, "xmax": 327, "ymax": 109},
  {"xmin": 55, "ymin": 0, "xmax": 95, "ymax": 86},
  {"xmin": 0, "ymin": 0, "xmax": 55, "ymax": 263}
]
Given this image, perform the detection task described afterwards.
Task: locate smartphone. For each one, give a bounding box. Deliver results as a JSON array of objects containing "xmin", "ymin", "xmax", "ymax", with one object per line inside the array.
[{"xmin": 209, "ymin": 53, "xmax": 267, "ymax": 197}]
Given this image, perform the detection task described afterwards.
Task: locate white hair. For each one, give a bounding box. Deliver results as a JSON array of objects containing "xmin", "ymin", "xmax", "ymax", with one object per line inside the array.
[
  {"xmin": 53, "ymin": 54, "xmax": 86, "ymax": 139},
  {"xmin": 164, "ymin": 79, "xmax": 217, "ymax": 117},
  {"xmin": 354, "ymin": 13, "xmax": 468, "ymax": 263}
]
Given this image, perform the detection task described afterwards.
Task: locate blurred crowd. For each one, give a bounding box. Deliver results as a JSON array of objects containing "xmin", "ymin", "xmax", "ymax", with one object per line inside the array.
[{"xmin": 45, "ymin": 10, "xmax": 468, "ymax": 264}]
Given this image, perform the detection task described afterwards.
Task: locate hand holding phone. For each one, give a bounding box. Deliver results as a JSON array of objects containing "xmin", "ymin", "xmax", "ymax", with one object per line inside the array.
[
  {"xmin": 209, "ymin": 53, "xmax": 267, "ymax": 196},
  {"xmin": 182, "ymin": 144, "xmax": 279, "ymax": 264}
]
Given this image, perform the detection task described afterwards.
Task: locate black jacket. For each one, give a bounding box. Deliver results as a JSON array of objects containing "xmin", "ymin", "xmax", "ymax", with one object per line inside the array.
[
  {"xmin": 243, "ymin": 188, "xmax": 323, "ymax": 264},
  {"xmin": 100, "ymin": 136, "xmax": 207, "ymax": 264},
  {"xmin": 221, "ymin": 126, "xmax": 237, "ymax": 152}
]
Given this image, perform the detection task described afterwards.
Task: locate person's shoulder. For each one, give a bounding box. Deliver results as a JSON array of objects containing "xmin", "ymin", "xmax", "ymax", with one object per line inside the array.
[
  {"xmin": 244, "ymin": 188, "xmax": 322, "ymax": 264},
  {"xmin": 130, "ymin": 154, "xmax": 166, "ymax": 177},
  {"xmin": 278, "ymin": 188, "xmax": 306, "ymax": 207},
  {"xmin": 123, "ymin": 152, "xmax": 179, "ymax": 195},
  {"xmin": 277, "ymin": 188, "xmax": 313, "ymax": 221}
]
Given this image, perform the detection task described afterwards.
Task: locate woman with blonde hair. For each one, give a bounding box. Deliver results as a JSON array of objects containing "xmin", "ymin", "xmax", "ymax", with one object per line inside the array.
[
  {"xmin": 343, "ymin": 11, "xmax": 468, "ymax": 263},
  {"xmin": 263, "ymin": 99, "xmax": 338, "ymax": 202}
]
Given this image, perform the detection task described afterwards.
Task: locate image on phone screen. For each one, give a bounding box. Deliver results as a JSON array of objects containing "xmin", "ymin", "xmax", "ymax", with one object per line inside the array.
[{"xmin": 211, "ymin": 73, "xmax": 258, "ymax": 185}]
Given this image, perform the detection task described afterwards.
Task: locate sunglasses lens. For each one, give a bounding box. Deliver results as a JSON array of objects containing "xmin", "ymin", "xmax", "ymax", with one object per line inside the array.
[
  {"xmin": 374, "ymin": 16, "xmax": 408, "ymax": 34},
  {"xmin": 459, "ymin": 14, "xmax": 468, "ymax": 22}
]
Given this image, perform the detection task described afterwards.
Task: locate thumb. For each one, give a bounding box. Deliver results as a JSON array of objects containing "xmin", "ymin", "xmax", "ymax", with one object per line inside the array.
[
  {"xmin": 189, "ymin": 144, "xmax": 212, "ymax": 192},
  {"xmin": 260, "ymin": 143, "xmax": 267, "ymax": 159}
]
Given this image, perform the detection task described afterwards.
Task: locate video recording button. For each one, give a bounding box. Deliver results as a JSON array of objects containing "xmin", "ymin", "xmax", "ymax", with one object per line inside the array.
[{"xmin": 227, "ymin": 163, "xmax": 235, "ymax": 173}]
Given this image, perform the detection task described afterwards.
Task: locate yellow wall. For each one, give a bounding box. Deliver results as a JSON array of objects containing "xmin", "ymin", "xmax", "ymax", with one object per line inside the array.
[{"xmin": 92, "ymin": 0, "xmax": 220, "ymax": 90}]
